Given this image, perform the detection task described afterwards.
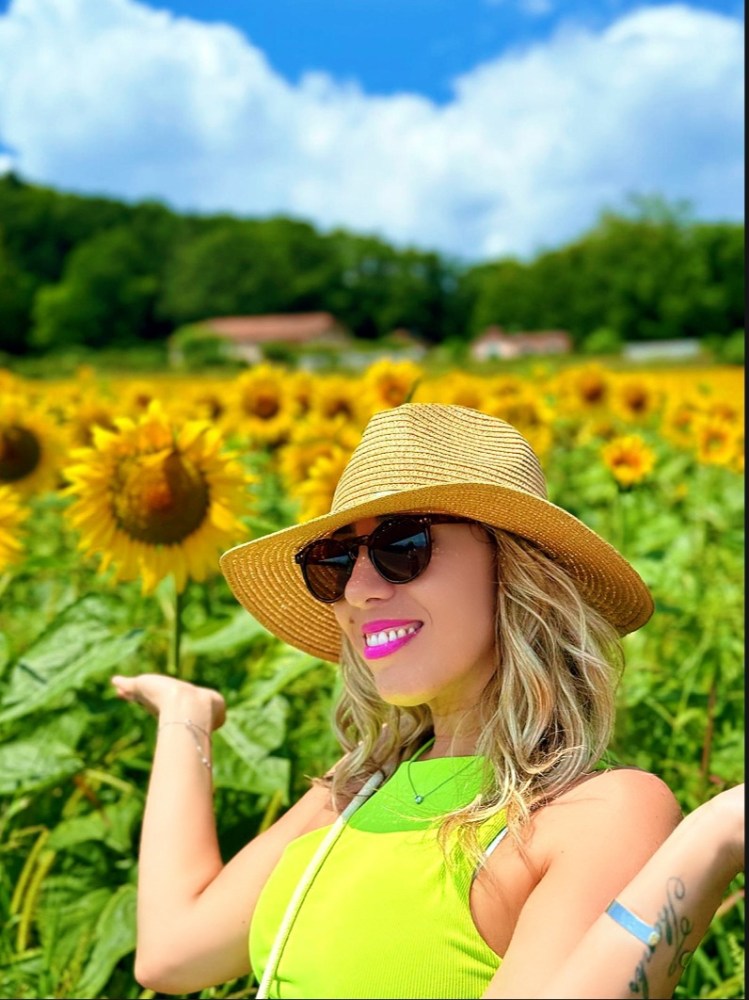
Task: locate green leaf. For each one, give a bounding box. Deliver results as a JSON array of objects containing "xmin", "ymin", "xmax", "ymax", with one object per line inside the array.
[
  {"xmin": 37, "ymin": 886, "xmax": 111, "ymax": 988},
  {"xmin": 182, "ymin": 608, "xmax": 270, "ymax": 657},
  {"xmin": 0, "ymin": 595, "xmax": 145, "ymax": 724},
  {"xmin": 46, "ymin": 797, "xmax": 142, "ymax": 854},
  {"xmin": 0, "ymin": 739, "xmax": 83, "ymax": 795},
  {"xmin": 248, "ymin": 649, "xmax": 331, "ymax": 706},
  {"xmin": 213, "ymin": 696, "xmax": 291, "ymax": 796},
  {"xmin": 0, "ymin": 631, "xmax": 10, "ymax": 676},
  {"xmin": 75, "ymin": 884, "xmax": 137, "ymax": 998}
]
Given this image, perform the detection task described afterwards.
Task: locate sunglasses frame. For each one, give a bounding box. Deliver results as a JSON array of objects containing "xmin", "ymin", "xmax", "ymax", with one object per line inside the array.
[{"xmin": 294, "ymin": 514, "xmax": 467, "ymax": 604}]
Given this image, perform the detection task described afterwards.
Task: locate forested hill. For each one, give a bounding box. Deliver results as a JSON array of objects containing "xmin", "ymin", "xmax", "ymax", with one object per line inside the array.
[{"xmin": 0, "ymin": 173, "xmax": 743, "ymax": 357}]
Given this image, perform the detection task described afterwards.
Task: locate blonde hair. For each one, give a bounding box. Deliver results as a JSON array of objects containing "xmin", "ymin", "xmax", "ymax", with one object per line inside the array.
[{"xmin": 322, "ymin": 524, "xmax": 624, "ymax": 862}]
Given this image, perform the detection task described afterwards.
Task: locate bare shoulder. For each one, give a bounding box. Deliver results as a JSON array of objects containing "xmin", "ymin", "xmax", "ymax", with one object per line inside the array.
[
  {"xmin": 531, "ymin": 767, "xmax": 683, "ymax": 862},
  {"xmin": 559, "ymin": 766, "xmax": 681, "ymax": 813}
]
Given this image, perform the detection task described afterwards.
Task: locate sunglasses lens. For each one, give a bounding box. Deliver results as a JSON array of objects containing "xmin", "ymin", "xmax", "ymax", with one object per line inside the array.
[
  {"xmin": 371, "ymin": 519, "xmax": 431, "ymax": 583},
  {"xmin": 301, "ymin": 539, "xmax": 352, "ymax": 603}
]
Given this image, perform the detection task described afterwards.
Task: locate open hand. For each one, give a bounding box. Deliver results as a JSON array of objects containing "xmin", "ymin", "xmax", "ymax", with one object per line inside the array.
[{"xmin": 111, "ymin": 673, "xmax": 227, "ymax": 732}]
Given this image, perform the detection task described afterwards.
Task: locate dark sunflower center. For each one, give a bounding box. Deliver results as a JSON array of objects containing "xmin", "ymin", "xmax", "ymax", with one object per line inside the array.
[
  {"xmin": 0, "ymin": 425, "xmax": 41, "ymax": 482},
  {"xmin": 581, "ymin": 380, "xmax": 606, "ymax": 404},
  {"xmin": 244, "ymin": 390, "xmax": 280, "ymax": 420},
  {"xmin": 197, "ymin": 395, "xmax": 224, "ymax": 420},
  {"xmin": 624, "ymin": 388, "xmax": 648, "ymax": 412},
  {"xmin": 113, "ymin": 451, "xmax": 209, "ymax": 544},
  {"xmin": 326, "ymin": 400, "xmax": 354, "ymax": 419},
  {"xmin": 384, "ymin": 384, "xmax": 407, "ymax": 406}
]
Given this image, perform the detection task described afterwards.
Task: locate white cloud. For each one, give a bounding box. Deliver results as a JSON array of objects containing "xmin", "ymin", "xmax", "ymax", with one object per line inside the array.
[{"xmin": 0, "ymin": 0, "xmax": 742, "ymax": 259}]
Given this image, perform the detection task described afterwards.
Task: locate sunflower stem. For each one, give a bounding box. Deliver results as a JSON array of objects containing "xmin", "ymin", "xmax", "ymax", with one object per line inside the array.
[{"xmin": 169, "ymin": 586, "xmax": 183, "ymax": 677}]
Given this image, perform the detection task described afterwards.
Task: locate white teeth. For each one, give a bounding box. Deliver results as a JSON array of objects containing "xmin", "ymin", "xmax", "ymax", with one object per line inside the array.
[{"xmin": 364, "ymin": 625, "xmax": 419, "ymax": 647}]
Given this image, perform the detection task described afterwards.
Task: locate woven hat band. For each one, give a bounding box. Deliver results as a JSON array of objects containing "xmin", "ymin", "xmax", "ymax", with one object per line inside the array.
[{"xmin": 332, "ymin": 403, "xmax": 548, "ymax": 513}]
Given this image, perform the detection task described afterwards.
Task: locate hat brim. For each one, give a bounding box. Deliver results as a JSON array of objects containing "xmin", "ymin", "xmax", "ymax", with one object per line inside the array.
[{"xmin": 220, "ymin": 482, "xmax": 654, "ymax": 662}]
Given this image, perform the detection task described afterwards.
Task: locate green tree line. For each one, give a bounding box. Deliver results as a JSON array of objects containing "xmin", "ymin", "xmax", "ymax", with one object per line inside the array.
[{"xmin": 0, "ymin": 173, "xmax": 743, "ymax": 357}]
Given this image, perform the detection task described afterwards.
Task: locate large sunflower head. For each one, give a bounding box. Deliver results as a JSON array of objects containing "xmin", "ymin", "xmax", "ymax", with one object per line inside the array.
[
  {"xmin": 63, "ymin": 401, "xmax": 256, "ymax": 593},
  {"xmin": 0, "ymin": 394, "xmax": 64, "ymax": 496},
  {"xmin": 0, "ymin": 485, "xmax": 28, "ymax": 573}
]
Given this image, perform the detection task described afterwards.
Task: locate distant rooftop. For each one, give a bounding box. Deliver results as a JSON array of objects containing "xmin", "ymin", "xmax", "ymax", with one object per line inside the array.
[{"xmin": 201, "ymin": 312, "xmax": 347, "ymax": 343}]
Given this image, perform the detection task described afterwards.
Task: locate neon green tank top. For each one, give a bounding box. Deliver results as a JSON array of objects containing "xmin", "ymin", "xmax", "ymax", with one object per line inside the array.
[{"xmin": 250, "ymin": 749, "xmax": 507, "ymax": 999}]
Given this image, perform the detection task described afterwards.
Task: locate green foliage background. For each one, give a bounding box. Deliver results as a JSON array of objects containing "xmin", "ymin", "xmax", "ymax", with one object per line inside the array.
[
  {"xmin": 0, "ymin": 417, "xmax": 744, "ymax": 999},
  {"xmin": 0, "ymin": 174, "xmax": 744, "ymax": 359}
]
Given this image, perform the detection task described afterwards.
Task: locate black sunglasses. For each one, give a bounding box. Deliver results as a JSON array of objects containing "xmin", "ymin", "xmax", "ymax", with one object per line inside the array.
[{"xmin": 294, "ymin": 514, "xmax": 466, "ymax": 604}]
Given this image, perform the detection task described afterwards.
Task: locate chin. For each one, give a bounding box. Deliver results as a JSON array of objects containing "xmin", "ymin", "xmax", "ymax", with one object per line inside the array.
[{"xmin": 372, "ymin": 680, "xmax": 438, "ymax": 708}]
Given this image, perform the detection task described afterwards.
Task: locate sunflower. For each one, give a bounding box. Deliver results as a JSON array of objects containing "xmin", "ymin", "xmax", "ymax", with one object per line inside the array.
[
  {"xmin": 63, "ymin": 392, "xmax": 119, "ymax": 447},
  {"xmin": 308, "ymin": 374, "xmax": 369, "ymax": 425},
  {"xmin": 660, "ymin": 394, "xmax": 704, "ymax": 450},
  {"xmin": 702, "ymin": 397, "xmax": 744, "ymax": 425},
  {"xmin": 0, "ymin": 485, "xmax": 28, "ymax": 573},
  {"xmin": 692, "ymin": 415, "xmax": 742, "ymax": 468},
  {"xmin": 601, "ymin": 434, "xmax": 656, "ymax": 488},
  {"xmin": 63, "ymin": 402, "xmax": 255, "ymax": 593},
  {"xmin": 487, "ymin": 375, "xmax": 527, "ymax": 405},
  {"xmin": 422, "ymin": 372, "xmax": 487, "ymax": 411},
  {"xmin": 119, "ymin": 378, "xmax": 161, "ymax": 416},
  {"xmin": 612, "ymin": 376, "xmax": 662, "ymax": 424},
  {"xmin": 277, "ymin": 413, "xmax": 360, "ymax": 492},
  {"xmin": 576, "ymin": 415, "xmax": 622, "ymax": 445},
  {"xmin": 361, "ymin": 358, "xmax": 423, "ymax": 411},
  {"xmin": 288, "ymin": 370, "xmax": 315, "ymax": 416},
  {"xmin": 293, "ymin": 447, "xmax": 353, "ymax": 522},
  {"xmin": 229, "ymin": 364, "xmax": 298, "ymax": 447},
  {"xmin": 0, "ymin": 394, "xmax": 64, "ymax": 496},
  {"xmin": 554, "ymin": 364, "xmax": 611, "ymax": 416}
]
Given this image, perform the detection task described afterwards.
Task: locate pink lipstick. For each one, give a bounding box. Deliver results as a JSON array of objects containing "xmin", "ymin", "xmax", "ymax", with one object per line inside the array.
[{"xmin": 361, "ymin": 620, "xmax": 422, "ymax": 660}]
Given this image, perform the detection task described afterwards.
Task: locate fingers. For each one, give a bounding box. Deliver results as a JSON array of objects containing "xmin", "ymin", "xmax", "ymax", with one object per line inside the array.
[
  {"xmin": 111, "ymin": 675, "xmax": 136, "ymax": 699},
  {"xmin": 111, "ymin": 674, "xmax": 151, "ymax": 709}
]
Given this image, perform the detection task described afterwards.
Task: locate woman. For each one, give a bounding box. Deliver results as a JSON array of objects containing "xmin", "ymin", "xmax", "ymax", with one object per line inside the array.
[{"xmin": 113, "ymin": 403, "xmax": 744, "ymax": 999}]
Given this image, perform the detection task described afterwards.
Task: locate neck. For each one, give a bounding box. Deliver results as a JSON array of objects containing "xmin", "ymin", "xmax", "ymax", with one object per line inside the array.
[{"xmin": 420, "ymin": 709, "xmax": 482, "ymax": 759}]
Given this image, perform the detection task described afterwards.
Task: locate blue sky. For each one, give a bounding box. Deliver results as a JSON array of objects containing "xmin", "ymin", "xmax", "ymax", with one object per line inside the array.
[
  {"xmin": 0, "ymin": 0, "xmax": 743, "ymax": 260},
  {"xmin": 149, "ymin": 0, "xmax": 744, "ymax": 101}
]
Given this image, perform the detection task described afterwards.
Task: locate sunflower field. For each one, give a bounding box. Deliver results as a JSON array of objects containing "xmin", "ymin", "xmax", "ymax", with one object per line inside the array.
[{"xmin": 0, "ymin": 357, "xmax": 744, "ymax": 1000}]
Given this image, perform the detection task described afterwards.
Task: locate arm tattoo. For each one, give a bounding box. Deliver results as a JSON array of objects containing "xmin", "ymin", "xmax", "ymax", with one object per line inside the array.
[{"xmin": 629, "ymin": 877, "xmax": 694, "ymax": 999}]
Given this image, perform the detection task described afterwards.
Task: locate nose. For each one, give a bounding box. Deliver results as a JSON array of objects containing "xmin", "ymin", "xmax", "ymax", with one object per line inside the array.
[{"xmin": 342, "ymin": 545, "xmax": 396, "ymax": 607}]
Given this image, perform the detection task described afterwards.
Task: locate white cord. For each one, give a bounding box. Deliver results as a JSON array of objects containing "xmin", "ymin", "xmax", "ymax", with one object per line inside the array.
[{"xmin": 255, "ymin": 770, "xmax": 384, "ymax": 998}]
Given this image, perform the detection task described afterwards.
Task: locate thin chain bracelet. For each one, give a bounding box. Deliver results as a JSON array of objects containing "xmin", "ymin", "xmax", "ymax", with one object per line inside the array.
[{"xmin": 158, "ymin": 718, "xmax": 212, "ymax": 770}]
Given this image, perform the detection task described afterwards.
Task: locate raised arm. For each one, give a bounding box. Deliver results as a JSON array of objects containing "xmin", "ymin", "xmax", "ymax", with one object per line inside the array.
[
  {"xmin": 111, "ymin": 673, "xmax": 335, "ymax": 995},
  {"xmin": 482, "ymin": 773, "xmax": 743, "ymax": 1000},
  {"xmin": 535, "ymin": 783, "xmax": 744, "ymax": 1000}
]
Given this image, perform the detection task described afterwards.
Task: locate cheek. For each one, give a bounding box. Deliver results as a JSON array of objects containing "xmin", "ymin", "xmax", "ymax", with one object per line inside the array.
[
  {"xmin": 445, "ymin": 546, "xmax": 496, "ymax": 620},
  {"xmin": 429, "ymin": 548, "xmax": 497, "ymax": 654},
  {"xmin": 332, "ymin": 604, "xmax": 353, "ymax": 638}
]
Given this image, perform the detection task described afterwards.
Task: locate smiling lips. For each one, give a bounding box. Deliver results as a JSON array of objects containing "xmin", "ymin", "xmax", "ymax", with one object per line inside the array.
[{"xmin": 361, "ymin": 619, "xmax": 422, "ymax": 660}]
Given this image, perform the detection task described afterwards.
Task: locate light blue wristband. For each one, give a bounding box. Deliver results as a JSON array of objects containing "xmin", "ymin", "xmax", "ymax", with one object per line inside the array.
[{"xmin": 606, "ymin": 899, "xmax": 662, "ymax": 947}]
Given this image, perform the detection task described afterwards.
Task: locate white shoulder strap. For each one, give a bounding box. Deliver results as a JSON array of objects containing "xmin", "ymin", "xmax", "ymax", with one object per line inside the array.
[{"xmin": 255, "ymin": 769, "xmax": 384, "ymax": 999}]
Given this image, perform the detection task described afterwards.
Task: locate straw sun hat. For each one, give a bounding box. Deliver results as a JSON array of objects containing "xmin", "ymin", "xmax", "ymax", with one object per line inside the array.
[{"xmin": 220, "ymin": 403, "xmax": 654, "ymax": 662}]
